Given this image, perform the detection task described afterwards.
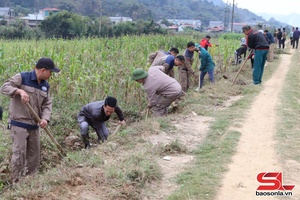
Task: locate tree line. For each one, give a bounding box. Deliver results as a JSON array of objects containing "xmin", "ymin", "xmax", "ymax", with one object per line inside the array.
[
  {"xmin": 0, "ymin": 11, "xmax": 166, "ymax": 39},
  {"xmin": 1, "ymin": 0, "xmax": 287, "ymax": 39}
]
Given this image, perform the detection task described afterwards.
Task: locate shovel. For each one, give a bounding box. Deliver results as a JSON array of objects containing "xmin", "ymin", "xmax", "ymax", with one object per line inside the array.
[
  {"xmin": 145, "ymin": 108, "xmax": 150, "ymax": 119},
  {"xmin": 232, "ymin": 49, "xmax": 253, "ymax": 85},
  {"xmin": 26, "ymin": 103, "xmax": 66, "ymax": 157},
  {"xmin": 113, "ymin": 124, "xmax": 122, "ymax": 135}
]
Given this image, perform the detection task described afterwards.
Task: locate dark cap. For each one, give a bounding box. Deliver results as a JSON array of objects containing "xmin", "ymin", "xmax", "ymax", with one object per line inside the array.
[{"xmin": 36, "ymin": 58, "xmax": 60, "ymax": 73}]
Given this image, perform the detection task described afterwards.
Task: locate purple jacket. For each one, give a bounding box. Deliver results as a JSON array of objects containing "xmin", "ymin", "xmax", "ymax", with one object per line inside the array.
[{"xmin": 293, "ymin": 30, "xmax": 300, "ymax": 39}]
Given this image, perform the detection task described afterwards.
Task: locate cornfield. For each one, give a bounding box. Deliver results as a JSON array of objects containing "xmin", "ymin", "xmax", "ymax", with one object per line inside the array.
[{"xmin": 0, "ymin": 34, "xmax": 241, "ymax": 117}]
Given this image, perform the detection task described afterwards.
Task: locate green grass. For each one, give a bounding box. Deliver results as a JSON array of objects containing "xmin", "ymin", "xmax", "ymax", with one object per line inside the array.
[{"xmin": 276, "ymin": 50, "xmax": 300, "ymax": 162}]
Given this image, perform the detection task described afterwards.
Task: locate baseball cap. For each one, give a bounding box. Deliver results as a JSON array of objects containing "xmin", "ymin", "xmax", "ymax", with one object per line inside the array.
[{"xmin": 36, "ymin": 58, "xmax": 60, "ymax": 73}]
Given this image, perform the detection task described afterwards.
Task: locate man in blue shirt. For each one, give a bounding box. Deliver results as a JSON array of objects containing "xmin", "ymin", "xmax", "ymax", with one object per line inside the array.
[
  {"xmin": 264, "ymin": 30, "xmax": 275, "ymax": 62},
  {"xmin": 148, "ymin": 47, "xmax": 179, "ymax": 77}
]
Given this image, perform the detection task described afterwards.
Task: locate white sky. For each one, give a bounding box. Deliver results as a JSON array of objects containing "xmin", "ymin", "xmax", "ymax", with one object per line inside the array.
[{"xmin": 223, "ymin": 0, "xmax": 300, "ymax": 15}]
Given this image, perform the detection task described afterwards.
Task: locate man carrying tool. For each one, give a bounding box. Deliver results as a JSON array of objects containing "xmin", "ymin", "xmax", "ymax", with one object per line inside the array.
[
  {"xmin": 131, "ymin": 67, "xmax": 182, "ymax": 116},
  {"xmin": 77, "ymin": 96, "xmax": 125, "ymax": 149},
  {"xmin": 0, "ymin": 57, "xmax": 60, "ymax": 183},
  {"xmin": 242, "ymin": 25, "xmax": 269, "ymax": 85}
]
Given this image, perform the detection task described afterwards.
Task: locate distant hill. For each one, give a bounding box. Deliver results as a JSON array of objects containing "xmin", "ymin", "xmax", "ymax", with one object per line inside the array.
[
  {"xmin": 257, "ymin": 12, "xmax": 300, "ymax": 28},
  {"xmin": 3, "ymin": 0, "xmax": 289, "ymax": 28}
]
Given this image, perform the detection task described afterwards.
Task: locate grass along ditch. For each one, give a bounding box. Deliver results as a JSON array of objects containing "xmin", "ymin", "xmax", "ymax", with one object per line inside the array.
[
  {"xmin": 0, "ymin": 39, "xmax": 286, "ymax": 199},
  {"xmin": 276, "ymin": 49, "xmax": 300, "ymax": 199}
]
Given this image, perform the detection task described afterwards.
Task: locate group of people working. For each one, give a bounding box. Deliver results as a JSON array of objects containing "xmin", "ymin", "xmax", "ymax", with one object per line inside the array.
[
  {"xmin": 0, "ymin": 40, "xmax": 215, "ymax": 183},
  {"xmin": 2, "ymin": 27, "xmax": 273, "ymax": 183}
]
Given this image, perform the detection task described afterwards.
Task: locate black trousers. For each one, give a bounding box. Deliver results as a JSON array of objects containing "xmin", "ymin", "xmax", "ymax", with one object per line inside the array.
[{"xmin": 293, "ymin": 38, "xmax": 299, "ymax": 49}]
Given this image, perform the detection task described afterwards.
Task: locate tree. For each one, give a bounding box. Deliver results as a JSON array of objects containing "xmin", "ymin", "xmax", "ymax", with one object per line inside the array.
[
  {"xmin": 40, "ymin": 11, "xmax": 88, "ymax": 39},
  {"xmin": 160, "ymin": 18, "xmax": 172, "ymax": 26}
]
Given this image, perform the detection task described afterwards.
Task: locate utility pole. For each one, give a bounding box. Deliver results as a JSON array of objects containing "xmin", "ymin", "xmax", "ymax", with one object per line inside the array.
[
  {"xmin": 231, "ymin": 0, "xmax": 234, "ymax": 33},
  {"xmin": 34, "ymin": 0, "xmax": 38, "ymax": 28},
  {"xmin": 224, "ymin": 1, "xmax": 230, "ymax": 30},
  {"xmin": 98, "ymin": 0, "xmax": 102, "ymax": 36}
]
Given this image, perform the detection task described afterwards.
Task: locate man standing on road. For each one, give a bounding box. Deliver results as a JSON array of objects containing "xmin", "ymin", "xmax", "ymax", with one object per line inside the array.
[
  {"xmin": 293, "ymin": 27, "xmax": 300, "ymax": 49},
  {"xmin": 77, "ymin": 96, "xmax": 125, "ymax": 149},
  {"xmin": 277, "ymin": 28, "xmax": 283, "ymax": 49},
  {"xmin": 243, "ymin": 25, "xmax": 269, "ymax": 85},
  {"xmin": 132, "ymin": 67, "xmax": 182, "ymax": 116},
  {"xmin": 0, "ymin": 57, "xmax": 60, "ymax": 183},
  {"xmin": 289, "ymin": 27, "xmax": 295, "ymax": 46},
  {"xmin": 264, "ymin": 30, "xmax": 275, "ymax": 62},
  {"xmin": 282, "ymin": 28, "xmax": 287, "ymax": 49}
]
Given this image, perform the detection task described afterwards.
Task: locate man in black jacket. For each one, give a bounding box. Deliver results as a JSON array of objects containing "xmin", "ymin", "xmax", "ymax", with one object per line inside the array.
[
  {"xmin": 242, "ymin": 25, "xmax": 269, "ymax": 85},
  {"xmin": 77, "ymin": 96, "xmax": 125, "ymax": 148},
  {"xmin": 277, "ymin": 28, "xmax": 283, "ymax": 49}
]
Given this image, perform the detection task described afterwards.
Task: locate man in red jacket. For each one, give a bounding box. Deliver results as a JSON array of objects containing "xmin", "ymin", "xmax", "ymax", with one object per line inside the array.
[{"xmin": 200, "ymin": 35, "xmax": 218, "ymax": 50}]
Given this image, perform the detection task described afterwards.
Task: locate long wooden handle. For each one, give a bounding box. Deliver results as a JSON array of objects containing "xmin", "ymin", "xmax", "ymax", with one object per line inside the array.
[
  {"xmin": 145, "ymin": 108, "xmax": 149, "ymax": 119},
  {"xmin": 26, "ymin": 103, "xmax": 66, "ymax": 157},
  {"xmin": 113, "ymin": 124, "xmax": 122, "ymax": 135},
  {"xmin": 232, "ymin": 49, "xmax": 253, "ymax": 85}
]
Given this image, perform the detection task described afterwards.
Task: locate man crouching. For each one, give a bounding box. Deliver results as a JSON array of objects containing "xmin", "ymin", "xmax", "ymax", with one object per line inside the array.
[
  {"xmin": 132, "ymin": 67, "xmax": 182, "ymax": 116},
  {"xmin": 77, "ymin": 96, "xmax": 125, "ymax": 149}
]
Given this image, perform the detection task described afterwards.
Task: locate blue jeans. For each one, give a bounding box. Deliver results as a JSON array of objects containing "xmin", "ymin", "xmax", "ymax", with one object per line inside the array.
[{"xmin": 199, "ymin": 69, "xmax": 214, "ymax": 88}]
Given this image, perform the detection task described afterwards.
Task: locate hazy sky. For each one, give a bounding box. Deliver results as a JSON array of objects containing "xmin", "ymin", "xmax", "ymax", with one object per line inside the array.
[{"xmin": 223, "ymin": 0, "xmax": 300, "ymax": 15}]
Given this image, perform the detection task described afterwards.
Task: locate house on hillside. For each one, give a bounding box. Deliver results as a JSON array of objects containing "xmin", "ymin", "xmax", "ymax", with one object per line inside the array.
[
  {"xmin": 40, "ymin": 8, "xmax": 60, "ymax": 17},
  {"xmin": 21, "ymin": 14, "xmax": 45, "ymax": 27},
  {"xmin": 166, "ymin": 19, "xmax": 201, "ymax": 30},
  {"xmin": 207, "ymin": 21, "xmax": 225, "ymax": 32},
  {"xmin": 0, "ymin": 7, "xmax": 14, "ymax": 19},
  {"xmin": 232, "ymin": 23, "xmax": 247, "ymax": 33},
  {"xmin": 21, "ymin": 8, "xmax": 60, "ymax": 27},
  {"xmin": 109, "ymin": 17, "xmax": 132, "ymax": 24},
  {"xmin": 159, "ymin": 23, "xmax": 179, "ymax": 33}
]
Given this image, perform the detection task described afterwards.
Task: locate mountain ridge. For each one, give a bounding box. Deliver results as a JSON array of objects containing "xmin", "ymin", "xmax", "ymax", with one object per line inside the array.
[{"xmin": 257, "ymin": 12, "xmax": 300, "ymax": 27}]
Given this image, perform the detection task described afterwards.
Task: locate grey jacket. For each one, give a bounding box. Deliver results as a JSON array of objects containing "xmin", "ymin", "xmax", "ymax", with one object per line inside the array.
[
  {"xmin": 0, "ymin": 71, "xmax": 52, "ymax": 128},
  {"xmin": 78, "ymin": 101, "xmax": 124, "ymax": 130},
  {"xmin": 143, "ymin": 67, "xmax": 181, "ymax": 106}
]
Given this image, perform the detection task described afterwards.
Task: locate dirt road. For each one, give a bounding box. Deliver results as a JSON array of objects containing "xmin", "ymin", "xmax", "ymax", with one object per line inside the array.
[{"xmin": 216, "ymin": 48, "xmax": 300, "ymax": 199}]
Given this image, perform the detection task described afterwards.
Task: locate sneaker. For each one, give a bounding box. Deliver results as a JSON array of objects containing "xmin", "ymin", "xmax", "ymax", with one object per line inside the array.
[{"xmin": 195, "ymin": 87, "xmax": 200, "ymax": 92}]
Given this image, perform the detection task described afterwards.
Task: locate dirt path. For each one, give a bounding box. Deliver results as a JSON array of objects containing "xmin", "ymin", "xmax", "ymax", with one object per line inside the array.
[
  {"xmin": 143, "ymin": 115, "xmax": 213, "ymax": 200},
  {"xmin": 216, "ymin": 49, "xmax": 299, "ymax": 199}
]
